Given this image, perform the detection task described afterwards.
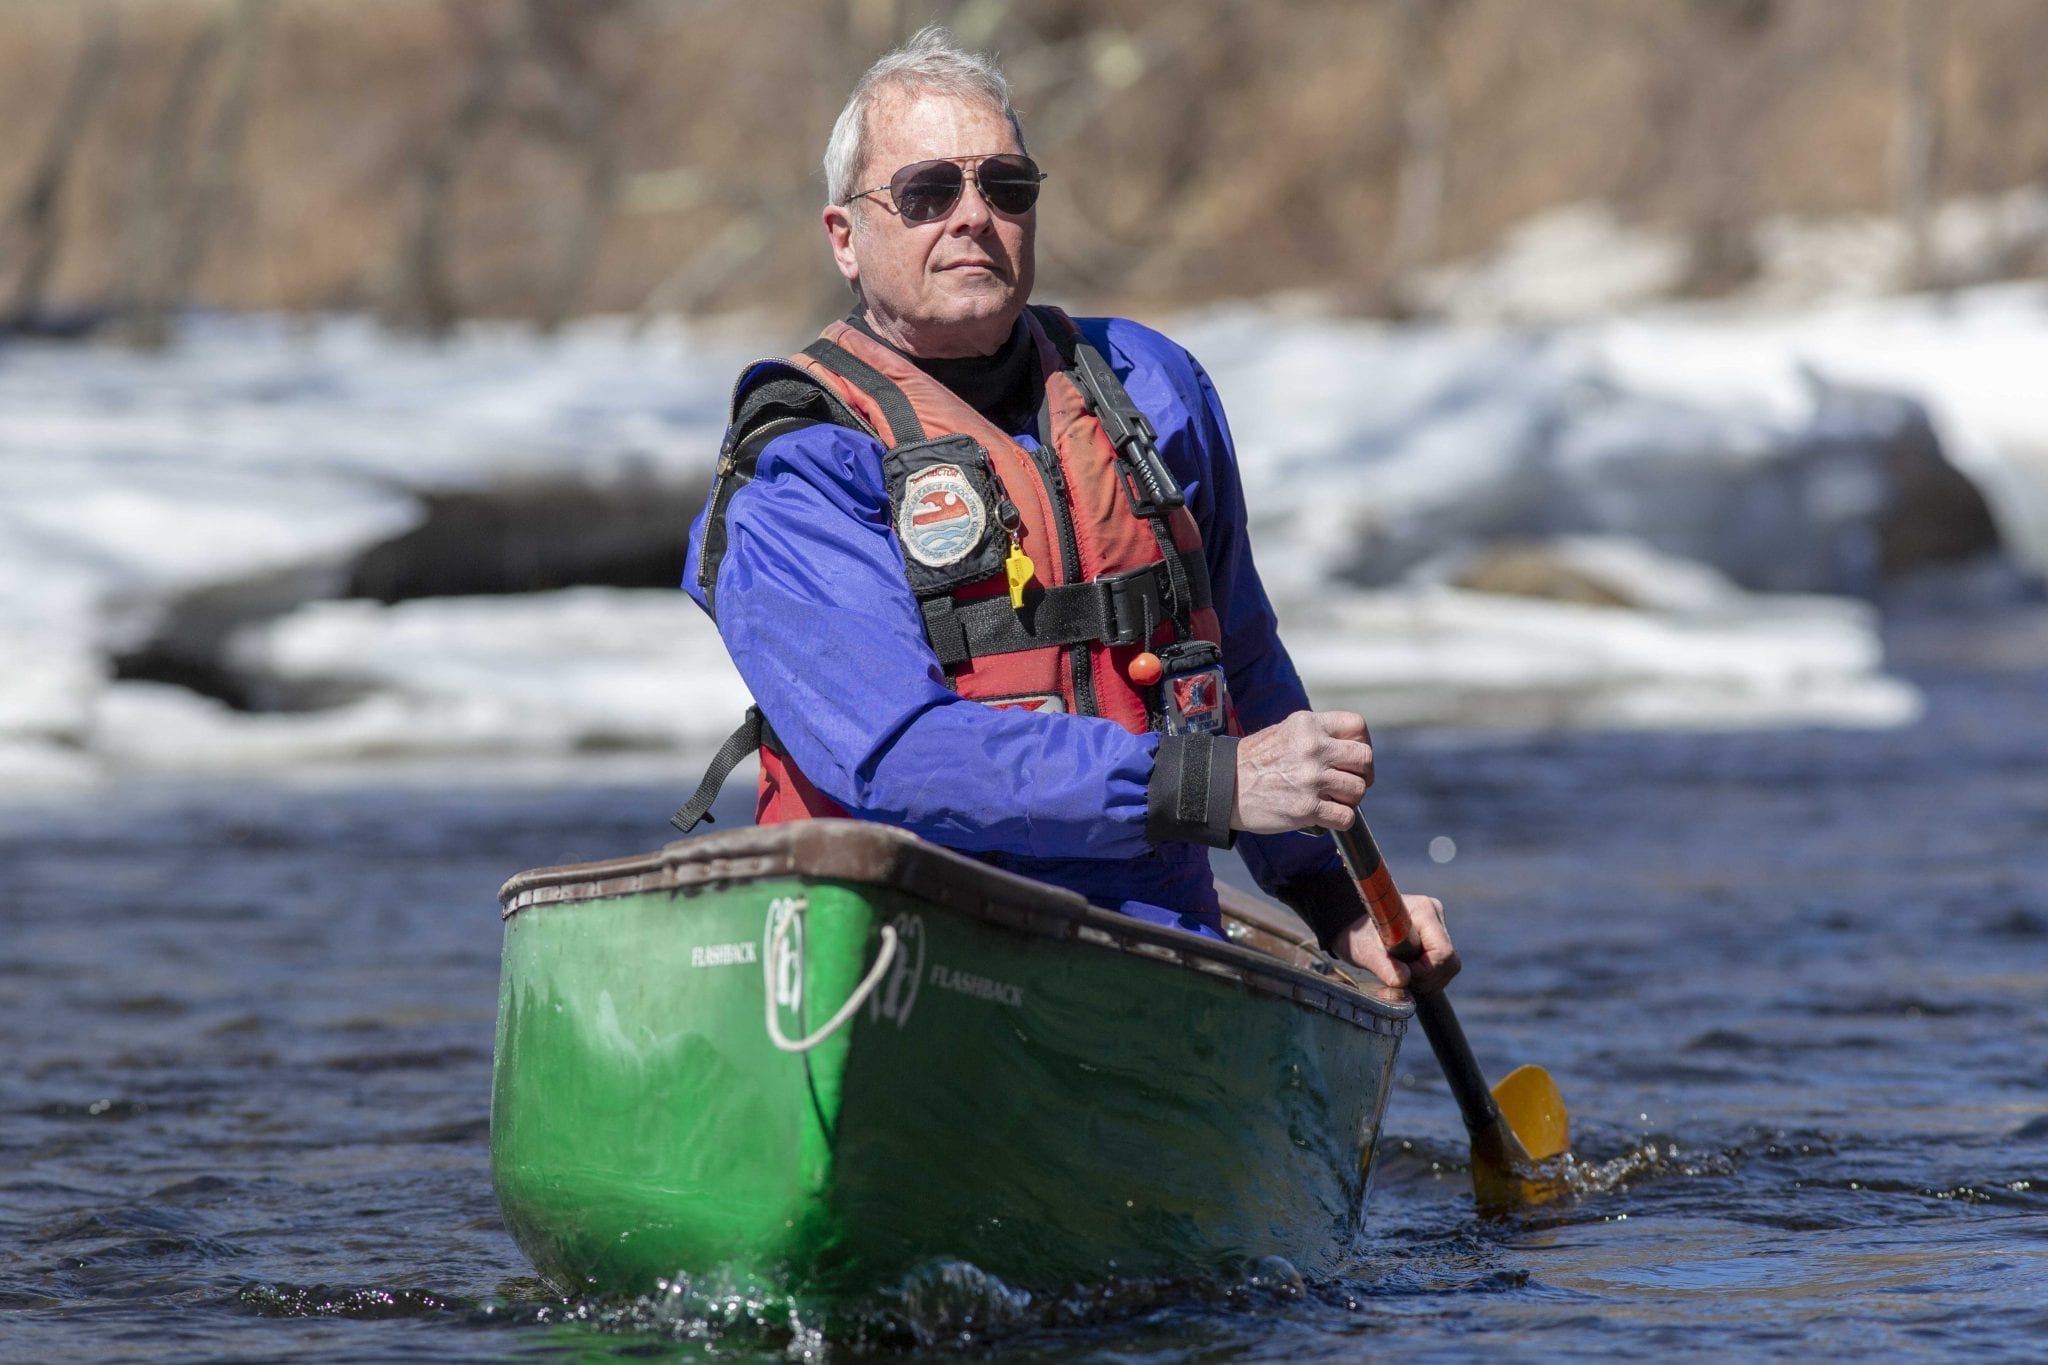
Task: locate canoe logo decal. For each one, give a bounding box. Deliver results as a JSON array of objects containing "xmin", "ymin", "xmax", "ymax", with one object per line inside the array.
[
  {"xmin": 868, "ymin": 913, "xmax": 925, "ymax": 1028},
  {"xmin": 928, "ymin": 964, "xmax": 1025, "ymax": 1008},
  {"xmin": 765, "ymin": 896, "xmax": 805, "ymax": 1015},
  {"xmin": 691, "ymin": 941, "xmax": 759, "ymax": 969},
  {"xmin": 896, "ymin": 465, "xmax": 986, "ymax": 568}
]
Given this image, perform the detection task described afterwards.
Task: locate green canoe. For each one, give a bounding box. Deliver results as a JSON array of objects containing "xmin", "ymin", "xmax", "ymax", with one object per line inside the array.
[{"xmin": 491, "ymin": 820, "xmax": 1412, "ymax": 1302}]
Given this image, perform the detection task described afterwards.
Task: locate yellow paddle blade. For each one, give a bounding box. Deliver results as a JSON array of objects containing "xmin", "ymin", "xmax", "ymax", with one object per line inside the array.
[
  {"xmin": 1492, "ymin": 1064, "xmax": 1570, "ymax": 1163},
  {"xmin": 1470, "ymin": 1066, "xmax": 1572, "ymax": 1213}
]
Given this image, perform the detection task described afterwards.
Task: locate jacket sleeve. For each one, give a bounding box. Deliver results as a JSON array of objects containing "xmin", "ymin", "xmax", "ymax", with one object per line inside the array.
[
  {"xmin": 1087, "ymin": 319, "xmax": 1364, "ymax": 944},
  {"xmin": 682, "ymin": 420, "xmax": 1169, "ymax": 860}
]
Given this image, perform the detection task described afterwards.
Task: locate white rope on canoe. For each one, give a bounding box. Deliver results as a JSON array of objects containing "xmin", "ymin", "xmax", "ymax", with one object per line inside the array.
[{"xmin": 764, "ymin": 900, "xmax": 899, "ymax": 1053}]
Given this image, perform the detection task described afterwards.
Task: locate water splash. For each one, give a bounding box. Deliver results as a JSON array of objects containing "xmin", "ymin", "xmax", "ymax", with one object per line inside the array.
[
  {"xmin": 1549, "ymin": 1140, "xmax": 1742, "ymax": 1203},
  {"xmin": 259, "ymin": 1256, "xmax": 1333, "ymax": 1356},
  {"xmin": 238, "ymin": 1282, "xmax": 469, "ymax": 1319}
]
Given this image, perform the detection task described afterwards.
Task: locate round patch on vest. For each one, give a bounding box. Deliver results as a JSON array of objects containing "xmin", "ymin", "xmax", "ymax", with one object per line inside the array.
[{"xmin": 897, "ymin": 464, "xmax": 987, "ymax": 568}]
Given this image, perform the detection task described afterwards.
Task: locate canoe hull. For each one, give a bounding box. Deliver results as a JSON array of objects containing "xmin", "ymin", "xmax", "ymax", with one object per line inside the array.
[{"xmin": 491, "ymin": 822, "xmax": 1409, "ymax": 1299}]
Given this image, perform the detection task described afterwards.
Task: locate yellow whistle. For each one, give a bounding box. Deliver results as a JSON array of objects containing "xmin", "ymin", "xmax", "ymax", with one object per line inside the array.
[{"xmin": 1005, "ymin": 543, "xmax": 1036, "ymax": 609}]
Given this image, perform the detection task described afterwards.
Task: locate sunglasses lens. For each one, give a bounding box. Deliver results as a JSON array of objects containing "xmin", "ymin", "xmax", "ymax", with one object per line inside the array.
[
  {"xmin": 891, "ymin": 160, "xmax": 965, "ymax": 223},
  {"xmin": 977, "ymin": 155, "xmax": 1043, "ymax": 215},
  {"xmin": 880, "ymin": 156, "xmax": 1044, "ymax": 222}
]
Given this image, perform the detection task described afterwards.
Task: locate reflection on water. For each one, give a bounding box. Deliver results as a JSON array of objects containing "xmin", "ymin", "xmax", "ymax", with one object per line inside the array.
[{"xmin": 2, "ymin": 610, "xmax": 2045, "ymax": 1360}]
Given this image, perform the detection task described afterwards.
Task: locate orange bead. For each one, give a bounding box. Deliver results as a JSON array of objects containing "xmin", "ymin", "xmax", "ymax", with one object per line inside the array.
[{"xmin": 1128, "ymin": 651, "xmax": 1163, "ymax": 685}]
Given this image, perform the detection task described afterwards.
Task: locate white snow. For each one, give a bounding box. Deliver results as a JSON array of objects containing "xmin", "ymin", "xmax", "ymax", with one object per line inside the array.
[
  {"xmin": 1180, "ymin": 283, "xmax": 2048, "ymax": 591},
  {"xmin": 1291, "ymin": 538, "xmax": 1918, "ymax": 730},
  {"xmin": 1412, "ymin": 188, "xmax": 2048, "ymax": 322},
  {"xmin": 3, "ymin": 267, "xmax": 2045, "ymax": 789},
  {"xmin": 0, "ymin": 313, "xmax": 756, "ymax": 786},
  {"xmin": 1408, "ymin": 204, "xmax": 1693, "ymax": 324},
  {"xmin": 90, "ymin": 589, "xmax": 751, "ymax": 773}
]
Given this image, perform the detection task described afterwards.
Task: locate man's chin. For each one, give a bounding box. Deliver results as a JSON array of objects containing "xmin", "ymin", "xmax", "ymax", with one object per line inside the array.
[
  {"xmin": 936, "ymin": 275, "xmax": 1011, "ymax": 306},
  {"xmin": 931, "ymin": 291, "xmax": 1020, "ymax": 328}
]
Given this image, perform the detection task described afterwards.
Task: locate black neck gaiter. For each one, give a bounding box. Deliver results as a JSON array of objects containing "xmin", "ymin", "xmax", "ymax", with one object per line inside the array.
[{"xmin": 848, "ymin": 314, "xmax": 1040, "ymax": 439}]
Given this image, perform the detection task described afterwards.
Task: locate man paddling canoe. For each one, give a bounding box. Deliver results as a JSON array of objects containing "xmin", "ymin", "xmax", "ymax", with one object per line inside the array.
[{"xmin": 679, "ymin": 27, "xmax": 1457, "ymax": 995}]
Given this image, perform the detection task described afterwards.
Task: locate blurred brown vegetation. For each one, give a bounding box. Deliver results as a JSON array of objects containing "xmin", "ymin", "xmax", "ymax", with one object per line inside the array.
[{"xmin": 1, "ymin": 0, "xmax": 2044, "ymax": 339}]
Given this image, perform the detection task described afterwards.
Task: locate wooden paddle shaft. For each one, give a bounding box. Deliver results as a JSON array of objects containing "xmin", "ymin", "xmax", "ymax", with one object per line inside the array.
[{"xmin": 1333, "ymin": 815, "xmax": 1505, "ymax": 1139}]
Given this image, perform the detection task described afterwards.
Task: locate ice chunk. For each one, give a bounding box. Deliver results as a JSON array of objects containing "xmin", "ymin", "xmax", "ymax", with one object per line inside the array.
[{"xmin": 89, "ymin": 589, "xmax": 751, "ymax": 772}]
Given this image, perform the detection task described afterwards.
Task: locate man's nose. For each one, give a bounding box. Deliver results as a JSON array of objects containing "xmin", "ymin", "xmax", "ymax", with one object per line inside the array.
[{"xmin": 947, "ymin": 175, "xmax": 994, "ymax": 232}]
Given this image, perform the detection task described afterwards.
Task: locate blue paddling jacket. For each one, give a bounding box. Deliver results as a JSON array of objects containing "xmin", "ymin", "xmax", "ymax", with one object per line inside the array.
[{"xmin": 682, "ymin": 312, "xmax": 1357, "ymax": 941}]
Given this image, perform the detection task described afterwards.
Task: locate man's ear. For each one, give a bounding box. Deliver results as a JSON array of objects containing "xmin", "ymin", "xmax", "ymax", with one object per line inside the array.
[{"xmin": 823, "ymin": 204, "xmax": 859, "ymax": 288}]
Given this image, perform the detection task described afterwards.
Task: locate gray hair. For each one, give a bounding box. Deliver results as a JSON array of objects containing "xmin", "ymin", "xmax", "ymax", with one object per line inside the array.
[{"xmin": 823, "ymin": 26, "xmax": 1027, "ymax": 208}]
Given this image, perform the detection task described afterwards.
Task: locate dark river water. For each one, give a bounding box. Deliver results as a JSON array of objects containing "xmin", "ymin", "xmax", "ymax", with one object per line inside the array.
[{"xmin": 5, "ymin": 608, "xmax": 2046, "ymax": 1361}]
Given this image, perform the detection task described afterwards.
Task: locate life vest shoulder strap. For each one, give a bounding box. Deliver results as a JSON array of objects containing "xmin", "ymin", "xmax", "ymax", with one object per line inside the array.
[
  {"xmin": 1030, "ymin": 305, "xmax": 1187, "ymax": 517},
  {"xmin": 1029, "ymin": 307, "xmax": 1197, "ymax": 639},
  {"xmin": 696, "ymin": 359, "xmax": 863, "ymax": 618},
  {"xmin": 800, "ymin": 336, "xmax": 926, "ymax": 444},
  {"xmin": 697, "ymin": 335, "xmax": 938, "ymax": 619}
]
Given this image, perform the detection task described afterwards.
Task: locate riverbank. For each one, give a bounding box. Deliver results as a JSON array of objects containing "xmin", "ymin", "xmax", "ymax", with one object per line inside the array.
[{"xmin": 8, "ymin": 287, "xmax": 2047, "ymax": 789}]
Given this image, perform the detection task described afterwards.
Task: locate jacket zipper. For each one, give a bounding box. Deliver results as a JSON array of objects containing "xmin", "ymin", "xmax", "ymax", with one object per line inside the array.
[{"xmin": 1020, "ymin": 436, "xmax": 1095, "ymax": 717}]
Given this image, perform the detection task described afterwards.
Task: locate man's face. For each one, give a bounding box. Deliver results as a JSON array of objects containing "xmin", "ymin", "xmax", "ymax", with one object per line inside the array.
[{"xmin": 824, "ymin": 90, "xmax": 1036, "ymax": 359}]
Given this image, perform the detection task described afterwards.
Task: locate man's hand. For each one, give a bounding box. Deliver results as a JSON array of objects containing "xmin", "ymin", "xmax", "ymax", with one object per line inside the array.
[
  {"xmin": 1334, "ymin": 893, "xmax": 1460, "ymax": 994},
  {"xmin": 1231, "ymin": 710, "xmax": 1373, "ymax": 835}
]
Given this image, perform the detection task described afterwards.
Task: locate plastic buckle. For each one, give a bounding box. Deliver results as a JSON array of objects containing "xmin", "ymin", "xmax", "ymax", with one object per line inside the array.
[
  {"xmin": 1115, "ymin": 429, "xmax": 1184, "ymax": 516},
  {"xmin": 1103, "ymin": 567, "xmax": 1164, "ymax": 646}
]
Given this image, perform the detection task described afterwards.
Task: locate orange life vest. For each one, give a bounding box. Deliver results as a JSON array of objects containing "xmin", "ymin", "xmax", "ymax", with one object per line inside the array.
[{"xmin": 679, "ymin": 305, "xmax": 1230, "ymax": 832}]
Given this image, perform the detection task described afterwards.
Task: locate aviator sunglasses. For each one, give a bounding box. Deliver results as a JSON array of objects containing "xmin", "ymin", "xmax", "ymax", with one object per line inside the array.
[{"xmin": 846, "ymin": 153, "xmax": 1047, "ymax": 224}]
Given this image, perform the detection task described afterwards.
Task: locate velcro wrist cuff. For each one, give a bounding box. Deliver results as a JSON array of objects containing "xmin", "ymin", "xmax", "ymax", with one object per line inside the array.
[{"xmin": 1146, "ymin": 733, "xmax": 1238, "ymax": 848}]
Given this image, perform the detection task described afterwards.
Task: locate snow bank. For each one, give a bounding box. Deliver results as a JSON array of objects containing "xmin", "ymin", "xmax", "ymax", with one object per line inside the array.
[
  {"xmin": 76, "ymin": 546, "xmax": 1911, "ymax": 777},
  {"xmin": 1182, "ymin": 285, "xmax": 2045, "ymax": 593},
  {"xmin": 1292, "ymin": 537, "xmax": 1918, "ymax": 730},
  {"xmin": 9, "ymin": 280, "xmax": 2047, "ymax": 787},
  {"xmin": 1408, "ymin": 205, "xmax": 1693, "ymax": 324},
  {"xmin": 1411, "ymin": 188, "xmax": 2048, "ymax": 323},
  {"xmin": 91, "ymin": 589, "xmax": 749, "ymax": 773},
  {"xmin": 1581, "ymin": 286, "xmax": 2048, "ymax": 575},
  {"xmin": 0, "ymin": 313, "xmax": 751, "ymax": 785}
]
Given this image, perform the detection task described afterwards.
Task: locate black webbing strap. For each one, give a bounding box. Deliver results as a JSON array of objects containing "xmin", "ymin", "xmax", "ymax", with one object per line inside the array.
[
  {"xmin": 1145, "ymin": 513, "xmax": 1196, "ymax": 640},
  {"xmin": 1042, "ymin": 312, "xmax": 1199, "ymax": 640},
  {"xmin": 1068, "ymin": 340, "xmax": 1184, "ymax": 517},
  {"xmin": 918, "ymin": 547, "xmax": 1213, "ymax": 667},
  {"xmin": 697, "ymin": 413, "xmax": 817, "ymax": 618},
  {"xmin": 802, "ymin": 337, "xmax": 925, "ymax": 445},
  {"xmin": 670, "ymin": 705, "xmax": 786, "ymax": 833},
  {"xmin": 698, "ymin": 359, "xmax": 864, "ymax": 619}
]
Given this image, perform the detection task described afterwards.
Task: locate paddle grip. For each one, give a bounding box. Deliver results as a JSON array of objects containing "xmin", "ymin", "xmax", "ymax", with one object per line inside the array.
[{"xmin": 1332, "ymin": 814, "xmax": 1421, "ymax": 961}]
